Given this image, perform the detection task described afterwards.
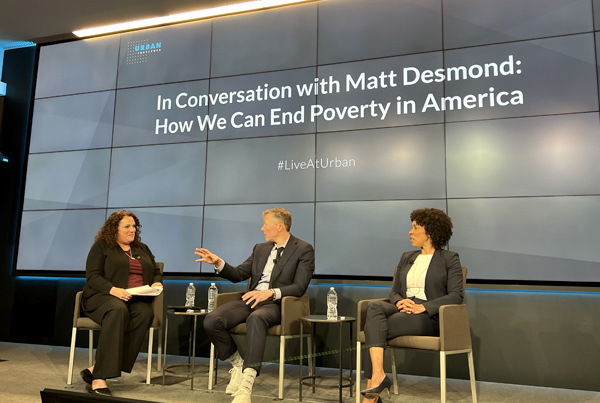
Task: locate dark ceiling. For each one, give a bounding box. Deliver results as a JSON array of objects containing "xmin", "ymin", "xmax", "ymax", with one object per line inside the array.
[{"xmin": 0, "ymin": 0, "xmax": 241, "ymax": 48}]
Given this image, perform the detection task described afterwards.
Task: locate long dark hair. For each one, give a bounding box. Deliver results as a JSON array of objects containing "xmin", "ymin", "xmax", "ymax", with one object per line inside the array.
[{"xmin": 94, "ymin": 210, "xmax": 142, "ymax": 248}]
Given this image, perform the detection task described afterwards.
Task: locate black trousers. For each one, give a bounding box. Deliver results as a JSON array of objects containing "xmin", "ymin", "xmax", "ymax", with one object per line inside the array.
[
  {"xmin": 85, "ymin": 297, "xmax": 154, "ymax": 380},
  {"xmin": 203, "ymin": 298, "xmax": 281, "ymax": 376},
  {"xmin": 362, "ymin": 299, "xmax": 439, "ymax": 379}
]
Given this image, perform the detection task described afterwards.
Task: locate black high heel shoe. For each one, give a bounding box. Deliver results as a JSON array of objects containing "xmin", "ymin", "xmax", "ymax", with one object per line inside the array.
[
  {"xmin": 360, "ymin": 376, "xmax": 392, "ymax": 398},
  {"xmin": 80, "ymin": 368, "xmax": 93, "ymax": 384}
]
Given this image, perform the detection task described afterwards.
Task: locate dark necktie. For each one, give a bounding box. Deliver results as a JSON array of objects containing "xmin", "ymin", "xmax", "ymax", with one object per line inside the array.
[
  {"xmin": 269, "ymin": 247, "xmax": 284, "ymax": 288},
  {"xmin": 273, "ymin": 247, "xmax": 284, "ymax": 268}
]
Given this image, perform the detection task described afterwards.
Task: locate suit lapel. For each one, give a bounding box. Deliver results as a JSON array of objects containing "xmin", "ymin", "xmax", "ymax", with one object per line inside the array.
[
  {"xmin": 250, "ymin": 243, "xmax": 272, "ymax": 290},
  {"xmin": 424, "ymin": 249, "xmax": 442, "ymax": 297},
  {"xmin": 400, "ymin": 250, "xmax": 420, "ymax": 298},
  {"xmin": 257, "ymin": 244, "xmax": 271, "ymax": 270},
  {"xmin": 269, "ymin": 235, "xmax": 297, "ymax": 287}
]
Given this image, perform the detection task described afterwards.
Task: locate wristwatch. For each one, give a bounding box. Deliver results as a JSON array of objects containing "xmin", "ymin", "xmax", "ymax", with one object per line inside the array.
[{"xmin": 270, "ymin": 288, "xmax": 276, "ymax": 299}]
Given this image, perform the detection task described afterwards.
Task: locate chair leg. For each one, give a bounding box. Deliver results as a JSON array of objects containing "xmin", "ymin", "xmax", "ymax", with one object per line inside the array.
[
  {"xmin": 468, "ymin": 350, "xmax": 477, "ymax": 403},
  {"xmin": 157, "ymin": 326, "xmax": 163, "ymax": 372},
  {"xmin": 208, "ymin": 343, "xmax": 215, "ymax": 390},
  {"xmin": 146, "ymin": 328, "xmax": 154, "ymax": 385},
  {"xmin": 88, "ymin": 330, "xmax": 94, "ymax": 367},
  {"xmin": 355, "ymin": 341, "xmax": 361, "ymax": 403},
  {"xmin": 215, "ymin": 353, "xmax": 219, "ymax": 385},
  {"xmin": 307, "ymin": 335, "xmax": 314, "ymax": 377},
  {"xmin": 440, "ymin": 351, "xmax": 447, "ymax": 403},
  {"xmin": 67, "ymin": 328, "xmax": 77, "ymax": 385},
  {"xmin": 278, "ymin": 336, "xmax": 285, "ymax": 400},
  {"xmin": 390, "ymin": 349, "xmax": 398, "ymax": 395}
]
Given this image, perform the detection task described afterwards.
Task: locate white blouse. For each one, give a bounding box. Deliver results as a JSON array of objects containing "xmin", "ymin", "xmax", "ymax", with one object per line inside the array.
[{"xmin": 406, "ymin": 254, "xmax": 433, "ymax": 300}]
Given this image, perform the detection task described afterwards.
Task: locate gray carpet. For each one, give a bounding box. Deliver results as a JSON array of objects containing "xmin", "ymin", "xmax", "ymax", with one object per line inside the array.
[{"xmin": 1, "ymin": 341, "xmax": 599, "ymax": 403}]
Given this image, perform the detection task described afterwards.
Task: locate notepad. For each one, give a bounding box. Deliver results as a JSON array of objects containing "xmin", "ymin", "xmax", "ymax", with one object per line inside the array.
[{"xmin": 126, "ymin": 285, "xmax": 163, "ymax": 296}]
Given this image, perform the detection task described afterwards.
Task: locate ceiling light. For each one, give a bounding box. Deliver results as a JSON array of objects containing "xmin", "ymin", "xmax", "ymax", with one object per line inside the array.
[{"xmin": 73, "ymin": 0, "xmax": 311, "ymax": 38}]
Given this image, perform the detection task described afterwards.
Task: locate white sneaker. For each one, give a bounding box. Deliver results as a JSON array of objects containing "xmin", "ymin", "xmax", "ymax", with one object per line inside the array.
[
  {"xmin": 226, "ymin": 366, "xmax": 243, "ymax": 394},
  {"xmin": 231, "ymin": 388, "xmax": 251, "ymax": 403}
]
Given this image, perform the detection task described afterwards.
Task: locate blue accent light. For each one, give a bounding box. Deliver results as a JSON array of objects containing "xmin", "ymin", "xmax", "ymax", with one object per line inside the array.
[
  {"xmin": 164, "ymin": 279, "xmax": 231, "ymax": 285},
  {"xmin": 15, "ymin": 276, "xmax": 86, "ymax": 282},
  {"xmin": 13, "ymin": 277, "xmax": 598, "ymax": 296},
  {"xmin": 313, "ymin": 282, "xmax": 390, "ymax": 289}
]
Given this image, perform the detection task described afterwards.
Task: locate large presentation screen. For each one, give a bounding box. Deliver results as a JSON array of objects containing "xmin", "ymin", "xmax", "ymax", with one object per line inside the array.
[{"xmin": 16, "ymin": 0, "xmax": 600, "ymax": 283}]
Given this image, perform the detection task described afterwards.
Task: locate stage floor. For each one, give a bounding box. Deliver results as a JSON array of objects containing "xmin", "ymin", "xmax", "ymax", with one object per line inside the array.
[{"xmin": 1, "ymin": 341, "xmax": 599, "ymax": 403}]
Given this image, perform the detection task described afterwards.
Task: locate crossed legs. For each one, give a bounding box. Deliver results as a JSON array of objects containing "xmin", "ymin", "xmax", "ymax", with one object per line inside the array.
[{"xmin": 362, "ymin": 300, "xmax": 438, "ymax": 402}]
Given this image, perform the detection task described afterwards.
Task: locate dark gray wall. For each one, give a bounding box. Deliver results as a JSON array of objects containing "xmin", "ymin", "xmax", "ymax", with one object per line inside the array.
[{"xmin": 1, "ymin": 273, "xmax": 599, "ymax": 392}]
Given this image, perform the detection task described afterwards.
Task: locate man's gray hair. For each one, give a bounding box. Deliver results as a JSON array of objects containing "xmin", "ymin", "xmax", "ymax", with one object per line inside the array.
[{"xmin": 263, "ymin": 208, "xmax": 292, "ymax": 231}]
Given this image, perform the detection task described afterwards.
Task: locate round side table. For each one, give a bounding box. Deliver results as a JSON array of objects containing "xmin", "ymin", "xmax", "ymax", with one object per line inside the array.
[
  {"xmin": 299, "ymin": 315, "xmax": 356, "ymax": 403},
  {"xmin": 162, "ymin": 307, "xmax": 208, "ymax": 390}
]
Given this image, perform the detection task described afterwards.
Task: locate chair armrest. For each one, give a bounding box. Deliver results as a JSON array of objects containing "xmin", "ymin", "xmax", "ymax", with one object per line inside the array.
[
  {"xmin": 280, "ymin": 295, "xmax": 310, "ymax": 336},
  {"xmin": 439, "ymin": 304, "xmax": 472, "ymax": 351},
  {"xmin": 357, "ymin": 298, "xmax": 389, "ymax": 332},
  {"xmin": 215, "ymin": 292, "xmax": 244, "ymax": 309},
  {"xmin": 151, "ymin": 291, "xmax": 164, "ymax": 327},
  {"xmin": 73, "ymin": 291, "xmax": 83, "ymax": 326}
]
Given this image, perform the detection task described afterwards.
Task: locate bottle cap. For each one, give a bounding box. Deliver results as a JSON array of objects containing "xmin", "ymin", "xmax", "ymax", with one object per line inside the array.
[{"xmin": 211, "ymin": 282, "xmax": 215, "ymax": 285}]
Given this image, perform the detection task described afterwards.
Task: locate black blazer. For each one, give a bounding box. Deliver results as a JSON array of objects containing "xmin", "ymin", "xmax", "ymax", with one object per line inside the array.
[
  {"xmin": 219, "ymin": 234, "xmax": 315, "ymax": 298},
  {"xmin": 82, "ymin": 240, "xmax": 162, "ymax": 312},
  {"xmin": 389, "ymin": 249, "xmax": 463, "ymax": 318}
]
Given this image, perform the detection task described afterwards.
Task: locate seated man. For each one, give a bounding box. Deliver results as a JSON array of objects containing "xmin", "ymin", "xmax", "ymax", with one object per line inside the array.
[{"xmin": 195, "ymin": 207, "xmax": 315, "ymax": 403}]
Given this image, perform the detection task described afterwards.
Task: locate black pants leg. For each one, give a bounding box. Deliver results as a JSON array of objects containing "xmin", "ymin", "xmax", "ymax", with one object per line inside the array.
[
  {"xmin": 362, "ymin": 300, "xmax": 439, "ymax": 379},
  {"xmin": 203, "ymin": 299, "xmax": 281, "ymax": 376},
  {"xmin": 242, "ymin": 302, "xmax": 281, "ymax": 374},
  {"xmin": 121, "ymin": 299, "xmax": 154, "ymax": 373},
  {"xmin": 86, "ymin": 297, "xmax": 154, "ymax": 379}
]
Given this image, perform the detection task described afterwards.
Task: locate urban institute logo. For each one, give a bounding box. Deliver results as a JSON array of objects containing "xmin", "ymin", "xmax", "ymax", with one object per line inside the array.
[{"xmin": 126, "ymin": 39, "xmax": 162, "ymax": 64}]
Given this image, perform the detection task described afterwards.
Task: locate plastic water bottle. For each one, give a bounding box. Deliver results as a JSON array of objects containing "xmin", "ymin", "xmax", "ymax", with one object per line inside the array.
[
  {"xmin": 208, "ymin": 282, "xmax": 218, "ymax": 312},
  {"xmin": 327, "ymin": 287, "xmax": 338, "ymax": 320},
  {"xmin": 185, "ymin": 282, "xmax": 196, "ymax": 308}
]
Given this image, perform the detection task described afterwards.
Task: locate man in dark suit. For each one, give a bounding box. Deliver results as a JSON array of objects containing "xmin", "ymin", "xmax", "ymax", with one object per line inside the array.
[{"xmin": 195, "ymin": 207, "xmax": 315, "ymax": 403}]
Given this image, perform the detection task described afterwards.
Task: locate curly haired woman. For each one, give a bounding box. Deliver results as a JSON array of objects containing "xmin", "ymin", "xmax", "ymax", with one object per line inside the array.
[
  {"xmin": 80, "ymin": 210, "xmax": 162, "ymax": 396},
  {"xmin": 360, "ymin": 208, "xmax": 463, "ymax": 403}
]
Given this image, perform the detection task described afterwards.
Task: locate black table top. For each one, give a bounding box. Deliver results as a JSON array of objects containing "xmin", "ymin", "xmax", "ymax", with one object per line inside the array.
[{"xmin": 300, "ymin": 315, "xmax": 356, "ymax": 323}]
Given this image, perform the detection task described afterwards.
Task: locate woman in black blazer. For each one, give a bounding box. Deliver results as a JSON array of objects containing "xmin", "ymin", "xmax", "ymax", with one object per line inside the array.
[
  {"xmin": 361, "ymin": 208, "xmax": 463, "ymax": 403},
  {"xmin": 80, "ymin": 210, "xmax": 163, "ymax": 396}
]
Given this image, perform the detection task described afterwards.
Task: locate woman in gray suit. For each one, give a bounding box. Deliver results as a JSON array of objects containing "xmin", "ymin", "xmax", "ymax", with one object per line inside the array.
[{"xmin": 360, "ymin": 208, "xmax": 463, "ymax": 403}]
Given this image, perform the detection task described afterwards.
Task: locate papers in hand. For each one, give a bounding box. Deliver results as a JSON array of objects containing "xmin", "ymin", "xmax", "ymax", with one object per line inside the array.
[{"xmin": 126, "ymin": 285, "xmax": 163, "ymax": 296}]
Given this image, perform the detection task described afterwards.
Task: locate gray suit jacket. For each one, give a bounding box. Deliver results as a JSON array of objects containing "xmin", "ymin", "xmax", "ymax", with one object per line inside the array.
[
  {"xmin": 219, "ymin": 234, "xmax": 315, "ymax": 299},
  {"xmin": 389, "ymin": 249, "xmax": 463, "ymax": 317}
]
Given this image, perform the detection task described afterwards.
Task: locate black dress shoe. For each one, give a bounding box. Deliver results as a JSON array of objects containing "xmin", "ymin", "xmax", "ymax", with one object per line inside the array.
[
  {"xmin": 80, "ymin": 369, "xmax": 93, "ymax": 384},
  {"xmin": 86, "ymin": 383, "xmax": 112, "ymax": 396},
  {"xmin": 360, "ymin": 376, "xmax": 392, "ymax": 398}
]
